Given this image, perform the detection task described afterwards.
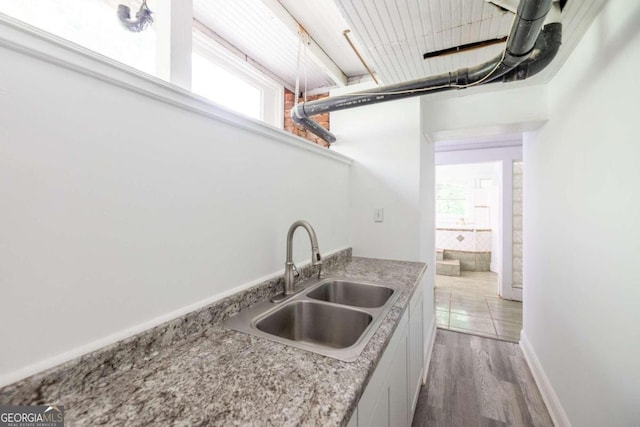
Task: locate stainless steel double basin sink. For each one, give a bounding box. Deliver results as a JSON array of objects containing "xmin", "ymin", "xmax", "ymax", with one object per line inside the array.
[{"xmin": 223, "ymin": 278, "xmax": 401, "ymax": 362}]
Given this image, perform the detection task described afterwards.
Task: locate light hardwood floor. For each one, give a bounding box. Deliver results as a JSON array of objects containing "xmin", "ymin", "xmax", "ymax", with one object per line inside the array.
[{"xmin": 412, "ymin": 330, "xmax": 552, "ymax": 427}]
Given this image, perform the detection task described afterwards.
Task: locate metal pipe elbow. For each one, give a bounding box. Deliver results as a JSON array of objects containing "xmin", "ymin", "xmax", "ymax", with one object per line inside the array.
[{"xmin": 290, "ymin": 104, "xmax": 337, "ymax": 144}]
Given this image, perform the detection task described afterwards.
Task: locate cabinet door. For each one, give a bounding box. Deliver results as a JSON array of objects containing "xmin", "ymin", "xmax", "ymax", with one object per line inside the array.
[
  {"xmin": 356, "ymin": 311, "xmax": 411, "ymax": 427},
  {"xmin": 367, "ymin": 387, "xmax": 390, "ymax": 427},
  {"xmin": 388, "ymin": 330, "xmax": 409, "ymax": 427},
  {"xmin": 408, "ymin": 290, "xmax": 425, "ymax": 414},
  {"xmin": 346, "ymin": 408, "xmax": 358, "ymax": 427}
]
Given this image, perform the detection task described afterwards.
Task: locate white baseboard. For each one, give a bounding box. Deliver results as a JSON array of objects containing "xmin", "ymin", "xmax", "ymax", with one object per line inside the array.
[
  {"xmin": 422, "ymin": 314, "xmax": 437, "ymax": 384},
  {"xmin": 500, "ymin": 286, "xmax": 523, "ymax": 302},
  {"xmin": 520, "ymin": 331, "xmax": 572, "ymax": 427}
]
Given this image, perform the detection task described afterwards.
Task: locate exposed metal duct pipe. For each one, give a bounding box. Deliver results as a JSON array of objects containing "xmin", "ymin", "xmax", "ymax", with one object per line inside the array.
[
  {"xmin": 291, "ymin": 0, "xmax": 560, "ymax": 144},
  {"xmin": 498, "ymin": 22, "xmax": 562, "ymax": 82}
]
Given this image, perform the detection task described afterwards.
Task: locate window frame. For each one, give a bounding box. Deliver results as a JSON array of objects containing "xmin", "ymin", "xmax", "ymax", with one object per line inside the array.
[{"xmin": 192, "ymin": 28, "xmax": 284, "ymax": 129}]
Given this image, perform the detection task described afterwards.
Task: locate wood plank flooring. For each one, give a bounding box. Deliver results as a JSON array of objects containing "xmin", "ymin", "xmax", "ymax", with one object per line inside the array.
[{"xmin": 412, "ymin": 330, "xmax": 553, "ymax": 427}]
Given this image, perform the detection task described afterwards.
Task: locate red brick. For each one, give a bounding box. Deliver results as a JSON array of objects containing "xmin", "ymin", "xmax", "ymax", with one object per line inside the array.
[{"xmin": 282, "ymin": 88, "xmax": 331, "ymax": 147}]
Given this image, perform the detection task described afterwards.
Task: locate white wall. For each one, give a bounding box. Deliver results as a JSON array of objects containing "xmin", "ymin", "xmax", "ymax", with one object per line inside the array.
[
  {"xmin": 422, "ymin": 80, "xmax": 543, "ymax": 300},
  {"xmin": 522, "ymin": 0, "xmax": 640, "ymax": 425},
  {"xmin": 331, "ymin": 84, "xmax": 422, "ymax": 262},
  {"xmin": 0, "ymin": 21, "xmax": 351, "ymax": 385},
  {"xmin": 419, "ymin": 131, "xmax": 436, "ymax": 371},
  {"xmin": 422, "ymin": 83, "xmax": 548, "ymax": 142},
  {"xmin": 330, "ymin": 83, "xmax": 435, "ymax": 383}
]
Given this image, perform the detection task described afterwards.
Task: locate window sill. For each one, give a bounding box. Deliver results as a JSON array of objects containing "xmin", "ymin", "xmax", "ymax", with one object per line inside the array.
[{"xmin": 0, "ymin": 13, "xmax": 352, "ymax": 166}]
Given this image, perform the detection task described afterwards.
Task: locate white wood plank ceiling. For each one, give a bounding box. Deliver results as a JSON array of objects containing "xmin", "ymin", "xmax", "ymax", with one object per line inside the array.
[
  {"xmin": 198, "ymin": 0, "xmax": 516, "ymax": 88},
  {"xmin": 193, "ymin": 0, "xmax": 351, "ymax": 92},
  {"xmin": 277, "ymin": 0, "xmax": 368, "ymax": 78},
  {"xmin": 189, "ymin": 0, "xmax": 603, "ymax": 92},
  {"xmin": 333, "ymin": 0, "xmax": 515, "ymax": 84}
]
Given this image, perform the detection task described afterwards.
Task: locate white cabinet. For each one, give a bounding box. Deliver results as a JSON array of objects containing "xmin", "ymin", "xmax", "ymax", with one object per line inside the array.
[
  {"xmin": 408, "ymin": 287, "xmax": 425, "ymax": 416},
  {"xmin": 346, "ymin": 408, "xmax": 358, "ymax": 427},
  {"xmin": 368, "ymin": 387, "xmax": 390, "ymax": 427},
  {"xmin": 353, "ymin": 287, "xmax": 424, "ymax": 427},
  {"xmin": 388, "ymin": 331, "xmax": 409, "ymax": 426},
  {"xmin": 357, "ymin": 310, "xmax": 408, "ymax": 427}
]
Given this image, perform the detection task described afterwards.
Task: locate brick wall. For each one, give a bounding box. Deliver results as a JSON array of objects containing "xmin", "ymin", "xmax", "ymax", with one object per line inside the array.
[{"xmin": 283, "ymin": 89, "xmax": 330, "ymax": 148}]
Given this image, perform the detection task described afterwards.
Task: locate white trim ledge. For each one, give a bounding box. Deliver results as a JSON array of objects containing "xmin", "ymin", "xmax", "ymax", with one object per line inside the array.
[
  {"xmin": 0, "ymin": 13, "xmax": 352, "ymax": 166},
  {"xmin": 435, "ymin": 139, "xmax": 523, "ymax": 153},
  {"xmin": 520, "ymin": 331, "xmax": 572, "ymax": 427}
]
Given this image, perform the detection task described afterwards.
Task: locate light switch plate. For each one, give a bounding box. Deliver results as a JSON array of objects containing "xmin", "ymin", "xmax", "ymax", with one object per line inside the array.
[{"xmin": 373, "ymin": 208, "xmax": 384, "ymax": 222}]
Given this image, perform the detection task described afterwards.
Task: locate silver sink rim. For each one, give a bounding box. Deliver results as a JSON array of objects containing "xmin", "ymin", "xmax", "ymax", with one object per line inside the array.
[
  {"xmin": 306, "ymin": 279, "xmax": 396, "ymax": 308},
  {"xmin": 223, "ymin": 277, "xmax": 401, "ymax": 362},
  {"xmin": 252, "ymin": 299, "xmax": 375, "ymax": 350},
  {"xmin": 250, "ymin": 299, "xmax": 375, "ymax": 331}
]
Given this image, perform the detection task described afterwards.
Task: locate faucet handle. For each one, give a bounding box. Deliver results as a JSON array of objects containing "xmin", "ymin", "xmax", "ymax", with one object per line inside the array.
[
  {"xmin": 292, "ymin": 263, "xmax": 300, "ymax": 278},
  {"xmin": 312, "ymin": 248, "xmax": 322, "ymax": 266}
]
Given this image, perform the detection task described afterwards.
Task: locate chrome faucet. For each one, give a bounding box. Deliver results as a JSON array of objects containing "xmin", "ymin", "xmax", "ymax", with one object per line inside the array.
[{"xmin": 283, "ymin": 220, "xmax": 322, "ymax": 296}]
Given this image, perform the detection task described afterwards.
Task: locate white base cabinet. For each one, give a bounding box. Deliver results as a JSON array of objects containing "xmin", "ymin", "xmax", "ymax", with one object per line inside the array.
[
  {"xmin": 348, "ymin": 287, "xmax": 425, "ymax": 427},
  {"xmin": 389, "ymin": 329, "xmax": 409, "ymax": 426},
  {"xmin": 408, "ymin": 286, "xmax": 425, "ymax": 414}
]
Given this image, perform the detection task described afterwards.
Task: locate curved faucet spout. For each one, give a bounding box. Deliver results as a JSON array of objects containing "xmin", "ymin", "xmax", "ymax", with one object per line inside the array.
[{"xmin": 283, "ymin": 220, "xmax": 322, "ymax": 296}]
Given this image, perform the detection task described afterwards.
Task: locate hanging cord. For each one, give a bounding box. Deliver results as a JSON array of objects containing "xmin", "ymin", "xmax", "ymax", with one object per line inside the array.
[
  {"xmin": 294, "ymin": 27, "xmax": 311, "ymax": 106},
  {"xmin": 303, "ymin": 30, "xmax": 309, "ymax": 103},
  {"xmin": 294, "ymin": 29, "xmax": 302, "ymax": 107}
]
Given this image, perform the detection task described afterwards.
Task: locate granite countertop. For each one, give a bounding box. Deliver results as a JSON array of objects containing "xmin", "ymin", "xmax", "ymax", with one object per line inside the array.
[{"xmin": 0, "ymin": 253, "xmax": 426, "ymax": 426}]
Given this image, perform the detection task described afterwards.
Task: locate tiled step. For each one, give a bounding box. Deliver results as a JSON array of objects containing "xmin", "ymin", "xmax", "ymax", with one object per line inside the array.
[
  {"xmin": 436, "ymin": 259, "xmax": 460, "ymax": 276},
  {"xmin": 436, "ymin": 249, "xmax": 444, "ymax": 261}
]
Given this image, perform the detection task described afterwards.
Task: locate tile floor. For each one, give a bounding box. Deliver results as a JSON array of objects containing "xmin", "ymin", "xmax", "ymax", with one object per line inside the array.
[{"xmin": 435, "ymin": 271, "xmax": 523, "ymax": 342}]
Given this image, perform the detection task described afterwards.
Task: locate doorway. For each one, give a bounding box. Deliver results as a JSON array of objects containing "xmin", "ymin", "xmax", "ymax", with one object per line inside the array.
[{"xmin": 434, "ymin": 161, "xmax": 523, "ymax": 342}]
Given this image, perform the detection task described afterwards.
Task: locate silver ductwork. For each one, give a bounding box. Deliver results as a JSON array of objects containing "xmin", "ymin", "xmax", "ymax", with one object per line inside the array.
[{"xmin": 291, "ymin": 0, "xmax": 562, "ymax": 144}]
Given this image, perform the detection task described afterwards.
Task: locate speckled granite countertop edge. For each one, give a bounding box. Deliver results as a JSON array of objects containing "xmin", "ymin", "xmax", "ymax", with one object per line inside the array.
[{"xmin": 0, "ymin": 251, "xmax": 428, "ymax": 427}]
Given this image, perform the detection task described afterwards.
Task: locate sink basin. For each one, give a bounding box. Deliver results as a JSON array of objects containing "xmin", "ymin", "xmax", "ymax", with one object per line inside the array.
[
  {"xmin": 223, "ymin": 277, "xmax": 401, "ymax": 362},
  {"xmin": 306, "ymin": 280, "xmax": 394, "ymax": 308},
  {"xmin": 256, "ymin": 301, "xmax": 372, "ymax": 348}
]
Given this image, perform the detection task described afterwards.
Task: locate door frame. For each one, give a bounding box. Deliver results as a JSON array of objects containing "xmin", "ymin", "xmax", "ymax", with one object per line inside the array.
[{"xmin": 433, "ymin": 142, "xmax": 523, "ymax": 301}]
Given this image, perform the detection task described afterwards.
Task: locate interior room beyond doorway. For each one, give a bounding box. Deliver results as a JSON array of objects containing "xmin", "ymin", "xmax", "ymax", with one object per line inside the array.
[
  {"xmin": 434, "ymin": 161, "xmax": 522, "ymax": 342},
  {"xmin": 435, "ymin": 272, "xmax": 522, "ymax": 342}
]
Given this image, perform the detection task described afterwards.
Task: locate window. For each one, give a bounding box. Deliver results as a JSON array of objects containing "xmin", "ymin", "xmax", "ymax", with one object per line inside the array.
[
  {"xmin": 436, "ymin": 181, "xmax": 471, "ymax": 223},
  {"xmin": 479, "ymin": 178, "xmax": 493, "ymax": 189},
  {"xmin": 2, "ymin": 2, "xmax": 285, "ymax": 127},
  {"xmin": 436, "ymin": 163, "xmax": 499, "ymax": 228},
  {"xmin": 192, "ymin": 29, "xmax": 284, "ymax": 128},
  {"xmin": 0, "ymin": 0, "xmax": 156, "ymax": 75},
  {"xmin": 192, "ymin": 52, "xmax": 262, "ymax": 120}
]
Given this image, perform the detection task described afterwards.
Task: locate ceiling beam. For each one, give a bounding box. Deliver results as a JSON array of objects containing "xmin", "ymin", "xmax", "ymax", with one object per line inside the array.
[
  {"xmin": 259, "ymin": 0, "xmax": 347, "ymax": 87},
  {"xmin": 423, "ymin": 36, "xmax": 508, "ymax": 60}
]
